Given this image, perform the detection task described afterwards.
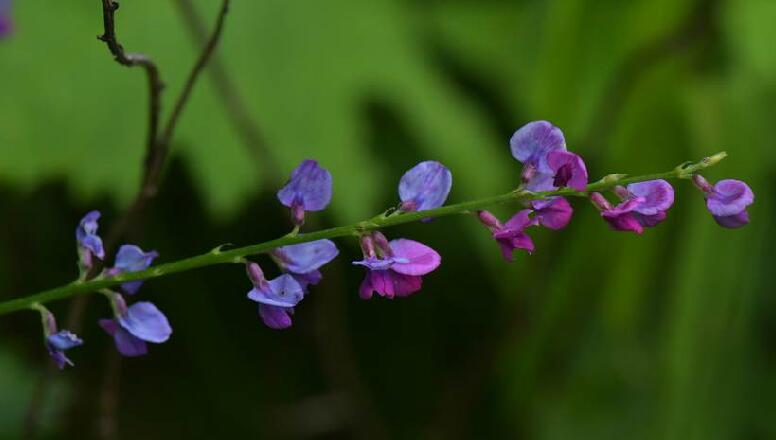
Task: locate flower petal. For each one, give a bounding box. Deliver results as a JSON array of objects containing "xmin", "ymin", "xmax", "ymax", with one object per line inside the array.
[
  {"xmin": 398, "ymin": 161, "xmax": 453, "ymax": 211},
  {"xmin": 547, "ymin": 151, "xmax": 588, "ymax": 191},
  {"xmin": 113, "ymin": 327, "xmax": 149, "ymax": 357},
  {"xmin": 388, "ymin": 239, "xmax": 441, "ymax": 276},
  {"xmin": 46, "ymin": 330, "xmax": 83, "ymax": 351},
  {"xmin": 248, "ymin": 274, "xmax": 304, "ymax": 307},
  {"xmin": 118, "ymin": 301, "xmax": 172, "ymax": 344},
  {"xmin": 532, "ymin": 197, "xmax": 573, "ymax": 230},
  {"xmin": 510, "ymin": 121, "xmax": 567, "ymax": 174},
  {"xmin": 713, "ymin": 211, "xmax": 749, "ymax": 229},
  {"xmin": 627, "ymin": 180, "xmax": 674, "ymax": 215},
  {"xmin": 114, "ymin": 245, "xmax": 158, "ymax": 273},
  {"xmin": 392, "ymin": 273, "xmax": 423, "ymax": 297},
  {"xmin": 121, "ymin": 280, "xmax": 145, "ymax": 295},
  {"xmin": 276, "ymin": 160, "xmax": 333, "ymax": 211},
  {"xmin": 502, "ymin": 209, "xmax": 535, "ymax": 231},
  {"xmin": 275, "ymin": 239, "xmax": 339, "ymax": 274},
  {"xmin": 258, "ymin": 304, "xmax": 294, "ymax": 329},
  {"xmin": 602, "ymin": 212, "xmax": 644, "ymax": 234},
  {"xmin": 707, "ymin": 179, "xmax": 754, "ymax": 217}
]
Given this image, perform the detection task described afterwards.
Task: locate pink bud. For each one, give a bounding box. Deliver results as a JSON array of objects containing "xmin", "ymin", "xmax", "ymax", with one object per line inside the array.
[
  {"xmin": 692, "ymin": 174, "xmax": 713, "ymax": 193},
  {"xmin": 359, "ymin": 235, "xmax": 376, "ymax": 258},
  {"xmin": 291, "ymin": 203, "xmax": 305, "ymax": 227},
  {"xmin": 477, "ymin": 210, "xmax": 502, "ymax": 230},
  {"xmin": 589, "ymin": 192, "xmax": 612, "ymax": 211},
  {"xmin": 246, "ymin": 262, "xmax": 266, "ymax": 287},
  {"xmin": 372, "ymin": 232, "xmax": 393, "ymax": 257}
]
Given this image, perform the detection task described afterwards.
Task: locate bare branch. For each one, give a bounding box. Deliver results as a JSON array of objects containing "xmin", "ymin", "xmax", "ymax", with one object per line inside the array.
[{"xmin": 97, "ymin": 0, "xmax": 164, "ymax": 159}]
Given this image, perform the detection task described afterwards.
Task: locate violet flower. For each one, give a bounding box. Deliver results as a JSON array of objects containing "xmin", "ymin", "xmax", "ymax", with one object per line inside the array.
[
  {"xmin": 693, "ymin": 175, "xmax": 754, "ymax": 228},
  {"xmin": 40, "ymin": 310, "xmax": 83, "ymax": 370},
  {"xmin": 477, "ymin": 210, "xmax": 537, "ymax": 262},
  {"xmin": 108, "ymin": 245, "xmax": 159, "ymax": 294},
  {"xmin": 246, "ymin": 262, "xmax": 305, "ymax": 329},
  {"xmin": 531, "ymin": 197, "xmax": 573, "ymax": 230},
  {"xmin": 547, "ymin": 151, "xmax": 588, "ymax": 191},
  {"xmin": 76, "ymin": 211, "xmax": 105, "ymax": 269},
  {"xmin": 46, "ymin": 331, "xmax": 84, "ymax": 370},
  {"xmin": 99, "ymin": 296, "xmax": 172, "ymax": 357},
  {"xmin": 271, "ymin": 239, "xmax": 339, "ymax": 290},
  {"xmin": 398, "ymin": 161, "xmax": 452, "ymax": 212},
  {"xmin": 277, "ymin": 160, "xmax": 333, "ymax": 226},
  {"xmin": 353, "ymin": 233, "xmax": 441, "ymax": 299},
  {"xmin": 591, "ymin": 179, "xmax": 675, "ymax": 234},
  {"xmin": 510, "ymin": 121, "xmax": 567, "ymax": 190}
]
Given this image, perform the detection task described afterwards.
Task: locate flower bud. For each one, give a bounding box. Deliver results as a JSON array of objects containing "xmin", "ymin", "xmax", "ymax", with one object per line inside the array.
[
  {"xmin": 692, "ymin": 174, "xmax": 712, "ymax": 193},
  {"xmin": 589, "ymin": 192, "xmax": 612, "ymax": 211}
]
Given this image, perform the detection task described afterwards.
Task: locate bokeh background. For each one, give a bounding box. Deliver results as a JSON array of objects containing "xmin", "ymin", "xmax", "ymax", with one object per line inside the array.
[{"xmin": 1, "ymin": 0, "xmax": 774, "ymax": 438}]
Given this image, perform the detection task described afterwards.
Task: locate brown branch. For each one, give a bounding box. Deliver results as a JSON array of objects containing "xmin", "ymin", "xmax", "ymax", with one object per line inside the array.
[
  {"xmin": 97, "ymin": 0, "xmax": 164, "ymax": 160},
  {"xmin": 172, "ymin": 0, "xmax": 281, "ymax": 185}
]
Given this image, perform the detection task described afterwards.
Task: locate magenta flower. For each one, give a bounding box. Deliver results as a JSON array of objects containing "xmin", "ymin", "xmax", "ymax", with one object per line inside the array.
[
  {"xmin": 107, "ymin": 245, "xmax": 159, "ymax": 294},
  {"xmin": 531, "ymin": 197, "xmax": 573, "ymax": 230},
  {"xmin": 277, "ymin": 160, "xmax": 333, "ymax": 226},
  {"xmin": 271, "ymin": 239, "xmax": 339, "ymax": 290},
  {"xmin": 591, "ymin": 179, "xmax": 674, "ymax": 234},
  {"xmin": 76, "ymin": 211, "xmax": 105, "ymax": 269},
  {"xmin": 398, "ymin": 161, "xmax": 452, "ymax": 211},
  {"xmin": 40, "ymin": 310, "xmax": 83, "ymax": 370},
  {"xmin": 693, "ymin": 175, "xmax": 754, "ymax": 228},
  {"xmin": 246, "ymin": 263, "xmax": 305, "ymax": 329},
  {"xmin": 477, "ymin": 210, "xmax": 537, "ymax": 261},
  {"xmin": 353, "ymin": 233, "xmax": 441, "ymax": 299},
  {"xmin": 547, "ymin": 151, "xmax": 588, "ymax": 191},
  {"xmin": 100, "ymin": 296, "xmax": 172, "ymax": 357}
]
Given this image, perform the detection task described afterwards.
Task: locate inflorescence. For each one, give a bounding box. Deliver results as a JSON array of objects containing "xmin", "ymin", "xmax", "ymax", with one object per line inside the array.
[{"xmin": 8, "ymin": 120, "xmax": 754, "ymax": 370}]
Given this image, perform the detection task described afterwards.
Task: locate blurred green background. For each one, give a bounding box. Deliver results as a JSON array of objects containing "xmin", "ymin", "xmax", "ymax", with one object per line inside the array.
[{"xmin": 1, "ymin": 0, "xmax": 774, "ymax": 438}]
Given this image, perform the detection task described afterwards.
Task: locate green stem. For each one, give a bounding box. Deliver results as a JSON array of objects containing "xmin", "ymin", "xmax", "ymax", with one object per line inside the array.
[{"xmin": 0, "ymin": 152, "xmax": 726, "ymax": 317}]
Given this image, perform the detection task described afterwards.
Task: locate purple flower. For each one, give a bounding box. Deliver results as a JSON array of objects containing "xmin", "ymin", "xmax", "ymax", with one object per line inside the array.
[
  {"xmin": 591, "ymin": 179, "xmax": 675, "ymax": 234},
  {"xmin": 509, "ymin": 121, "xmax": 588, "ymax": 192},
  {"xmin": 271, "ymin": 239, "xmax": 339, "ymax": 290},
  {"xmin": 277, "ymin": 160, "xmax": 333, "ymax": 226},
  {"xmin": 246, "ymin": 263, "xmax": 305, "ymax": 329},
  {"xmin": 76, "ymin": 211, "xmax": 105, "ymax": 266},
  {"xmin": 40, "ymin": 310, "xmax": 84, "ymax": 370},
  {"xmin": 693, "ymin": 176, "xmax": 754, "ymax": 229},
  {"xmin": 398, "ymin": 161, "xmax": 452, "ymax": 211},
  {"xmin": 547, "ymin": 151, "xmax": 588, "ymax": 191},
  {"xmin": 353, "ymin": 234, "xmax": 441, "ymax": 299},
  {"xmin": 0, "ymin": 0, "xmax": 11, "ymax": 37},
  {"xmin": 46, "ymin": 331, "xmax": 84, "ymax": 370},
  {"xmin": 510, "ymin": 121, "xmax": 567, "ymax": 175},
  {"xmin": 477, "ymin": 210, "xmax": 537, "ymax": 261},
  {"xmin": 100, "ymin": 298, "xmax": 172, "ymax": 357},
  {"xmin": 531, "ymin": 197, "xmax": 573, "ymax": 230},
  {"xmin": 108, "ymin": 245, "xmax": 159, "ymax": 294}
]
